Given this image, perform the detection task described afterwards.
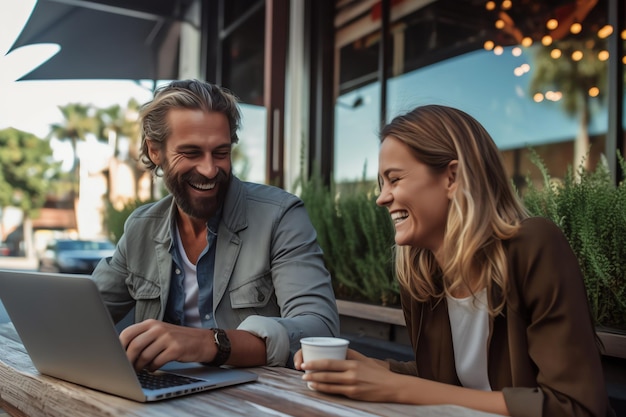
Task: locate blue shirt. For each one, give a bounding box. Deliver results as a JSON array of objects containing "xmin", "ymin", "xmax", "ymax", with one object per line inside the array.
[{"xmin": 164, "ymin": 212, "xmax": 221, "ymax": 329}]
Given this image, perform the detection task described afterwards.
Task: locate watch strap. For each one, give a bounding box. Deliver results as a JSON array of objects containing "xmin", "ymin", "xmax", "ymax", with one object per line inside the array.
[{"xmin": 207, "ymin": 328, "xmax": 231, "ymax": 367}]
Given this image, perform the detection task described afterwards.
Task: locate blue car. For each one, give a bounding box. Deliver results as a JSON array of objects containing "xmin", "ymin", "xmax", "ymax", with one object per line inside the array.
[{"xmin": 38, "ymin": 239, "xmax": 115, "ymax": 275}]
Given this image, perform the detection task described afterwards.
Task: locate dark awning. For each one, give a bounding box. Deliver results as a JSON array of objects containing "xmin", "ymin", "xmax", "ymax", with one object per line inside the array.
[{"xmin": 11, "ymin": 0, "xmax": 197, "ymax": 80}]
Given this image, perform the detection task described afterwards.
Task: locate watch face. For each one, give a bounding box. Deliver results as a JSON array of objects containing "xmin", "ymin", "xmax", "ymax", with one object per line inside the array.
[
  {"xmin": 217, "ymin": 331, "xmax": 231, "ymax": 349},
  {"xmin": 208, "ymin": 328, "xmax": 231, "ymax": 366},
  {"xmin": 213, "ymin": 329, "xmax": 231, "ymax": 350}
]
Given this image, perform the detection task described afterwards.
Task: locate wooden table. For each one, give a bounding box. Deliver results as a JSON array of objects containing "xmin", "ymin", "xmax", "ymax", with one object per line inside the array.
[{"xmin": 0, "ymin": 323, "xmax": 503, "ymax": 417}]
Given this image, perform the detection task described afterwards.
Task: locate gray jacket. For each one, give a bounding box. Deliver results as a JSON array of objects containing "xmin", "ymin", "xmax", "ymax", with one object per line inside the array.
[{"xmin": 92, "ymin": 177, "xmax": 339, "ymax": 366}]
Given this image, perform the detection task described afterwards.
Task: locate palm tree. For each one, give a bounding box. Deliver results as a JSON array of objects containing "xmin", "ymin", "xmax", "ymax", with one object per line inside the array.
[
  {"xmin": 48, "ymin": 103, "xmax": 99, "ymax": 229},
  {"xmin": 97, "ymin": 101, "xmax": 139, "ymax": 159},
  {"xmin": 116, "ymin": 98, "xmax": 145, "ymax": 195},
  {"xmin": 529, "ymin": 38, "xmax": 608, "ymax": 171},
  {"xmin": 96, "ymin": 99, "xmax": 146, "ymax": 205}
]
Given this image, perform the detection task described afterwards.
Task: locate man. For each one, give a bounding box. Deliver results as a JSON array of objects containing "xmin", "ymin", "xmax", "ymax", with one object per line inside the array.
[{"xmin": 92, "ymin": 79, "xmax": 339, "ymax": 371}]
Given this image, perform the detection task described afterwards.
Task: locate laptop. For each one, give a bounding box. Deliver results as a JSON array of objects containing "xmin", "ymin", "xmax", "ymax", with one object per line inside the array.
[{"xmin": 0, "ymin": 269, "xmax": 257, "ymax": 402}]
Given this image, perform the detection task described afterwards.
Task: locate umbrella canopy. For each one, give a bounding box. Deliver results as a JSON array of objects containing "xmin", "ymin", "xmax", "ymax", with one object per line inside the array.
[{"xmin": 11, "ymin": 0, "xmax": 196, "ymax": 80}]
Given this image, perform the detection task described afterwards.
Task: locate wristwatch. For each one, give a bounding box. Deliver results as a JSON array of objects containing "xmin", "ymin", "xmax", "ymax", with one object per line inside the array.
[{"xmin": 208, "ymin": 328, "xmax": 231, "ymax": 367}]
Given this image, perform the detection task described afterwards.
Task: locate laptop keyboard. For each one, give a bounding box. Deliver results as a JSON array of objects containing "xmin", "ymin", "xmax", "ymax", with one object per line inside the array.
[{"xmin": 137, "ymin": 369, "xmax": 204, "ymax": 390}]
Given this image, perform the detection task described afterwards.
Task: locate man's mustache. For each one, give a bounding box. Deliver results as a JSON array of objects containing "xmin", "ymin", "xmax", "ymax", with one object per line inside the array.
[{"xmin": 182, "ymin": 169, "xmax": 229, "ymax": 184}]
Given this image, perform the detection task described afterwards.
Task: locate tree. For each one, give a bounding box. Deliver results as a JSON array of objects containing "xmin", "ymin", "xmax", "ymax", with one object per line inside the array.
[
  {"xmin": 96, "ymin": 100, "xmax": 140, "ymax": 159},
  {"xmin": 49, "ymin": 103, "xmax": 99, "ymax": 199},
  {"xmin": 529, "ymin": 39, "xmax": 608, "ymax": 172},
  {"xmin": 95, "ymin": 98, "xmax": 156, "ymax": 207},
  {"xmin": 0, "ymin": 128, "xmax": 61, "ymax": 256}
]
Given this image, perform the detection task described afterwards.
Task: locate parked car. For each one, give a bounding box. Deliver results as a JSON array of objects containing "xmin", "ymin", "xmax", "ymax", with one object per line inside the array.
[{"xmin": 38, "ymin": 239, "xmax": 115, "ymax": 274}]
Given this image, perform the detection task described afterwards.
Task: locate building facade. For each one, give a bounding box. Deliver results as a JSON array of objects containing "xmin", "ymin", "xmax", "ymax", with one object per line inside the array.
[{"xmin": 188, "ymin": 0, "xmax": 625, "ymax": 191}]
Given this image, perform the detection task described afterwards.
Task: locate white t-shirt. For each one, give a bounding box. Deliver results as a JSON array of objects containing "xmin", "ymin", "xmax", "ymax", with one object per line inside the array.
[
  {"xmin": 175, "ymin": 226, "xmax": 202, "ymax": 328},
  {"xmin": 446, "ymin": 288, "xmax": 492, "ymax": 391}
]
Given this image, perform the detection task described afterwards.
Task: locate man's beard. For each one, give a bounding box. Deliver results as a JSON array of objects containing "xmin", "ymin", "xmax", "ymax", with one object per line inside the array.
[{"xmin": 162, "ymin": 162, "xmax": 231, "ymax": 221}]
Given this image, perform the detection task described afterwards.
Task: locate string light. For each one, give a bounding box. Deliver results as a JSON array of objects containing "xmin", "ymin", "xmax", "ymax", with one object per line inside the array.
[
  {"xmin": 545, "ymin": 91, "xmax": 562, "ymax": 101},
  {"xmin": 514, "ymin": 63, "xmax": 531, "ymax": 77},
  {"xmin": 597, "ymin": 25, "xmax": 613, "ymax": 39},
  {"xmin": 588, "ymin": 87, "xmax": 600, "ymax": 97},
  {"xmin": 533, "ymin": 93, "xmax": 544, "ymax": 103},
  {"xmin": 546, "ymin": 19, "xmax": 558, "ymax": 30},
  {"xmin": 570, "ymin": 22, "xmax": 582, "ymax": 34},
  {"xmin": 487, "ymin": 0, "xmax": 613, "ymax": 80}
]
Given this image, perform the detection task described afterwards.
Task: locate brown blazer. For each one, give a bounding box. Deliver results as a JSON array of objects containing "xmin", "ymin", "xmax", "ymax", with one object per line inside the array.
[{"xmin": 387, "ymin": 217, "xmax": 614, "ymax": 417}]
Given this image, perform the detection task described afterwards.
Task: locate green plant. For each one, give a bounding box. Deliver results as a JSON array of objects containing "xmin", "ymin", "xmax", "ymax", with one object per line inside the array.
[
  {"xmin": 104, "ymin": 198, "xmax": 156, "ymax": 244},
  {"xmin": 298, "ymin": 173, "xmax": 399, "ymax": 306},
  {"xmin": 523, "ymin": 151, "xmax": 626, "ymax": 330}
]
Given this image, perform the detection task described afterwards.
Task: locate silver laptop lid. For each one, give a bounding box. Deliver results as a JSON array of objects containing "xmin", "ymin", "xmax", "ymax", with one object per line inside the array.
[
  {"xmin": 0, "ymin": 270, "xmax": 148, "ymax": 400},
  {"xmin": 0, "ymin": 270, "xmax": 257, "ymax": 402}
]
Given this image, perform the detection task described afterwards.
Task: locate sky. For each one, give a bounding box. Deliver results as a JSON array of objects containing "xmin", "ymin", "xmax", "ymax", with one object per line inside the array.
[
  {"xmin": 0, "ymin": 79, "xmax": 267, "ymax": 182},
  {"xmin": 0, "ymin": 79, "xmax": 156, "ymax": 170},
  {"xmin": 0, "ymin": 80, "xmax": 155, "ymax": 138},
  {"xmin": 0, "ymin": 0, "xmax": 266, "ymax": 182},
  {"xmin": 0, "ymin": 1, "xmax": 165, "ymax": 174}
]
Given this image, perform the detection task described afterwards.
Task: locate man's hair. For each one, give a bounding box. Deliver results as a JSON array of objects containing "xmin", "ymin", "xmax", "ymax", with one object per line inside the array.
[{"xmin": 138, "ymin": 79, "xmax": 242, "ymax": 174}]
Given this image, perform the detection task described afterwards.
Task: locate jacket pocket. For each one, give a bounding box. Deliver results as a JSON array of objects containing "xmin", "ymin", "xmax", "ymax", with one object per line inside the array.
[
  {"xmin": 229, "ymin": 272, "xmax": 273, "ymax": 309},
  {"xmin": 125, "ymin": 274, "xmax": 161, "ymax": 300}
]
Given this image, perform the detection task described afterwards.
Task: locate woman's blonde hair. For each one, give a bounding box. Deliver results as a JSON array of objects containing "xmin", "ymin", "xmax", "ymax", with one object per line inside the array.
[{"xmin": 380, "ymin": 105, "xmax": 528, "ymax": 315}]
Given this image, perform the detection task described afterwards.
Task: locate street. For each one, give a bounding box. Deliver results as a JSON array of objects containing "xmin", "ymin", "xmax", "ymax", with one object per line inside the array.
[{"xmin": 0, "ymin": 257, "xmax": 37, "ymax": 323}]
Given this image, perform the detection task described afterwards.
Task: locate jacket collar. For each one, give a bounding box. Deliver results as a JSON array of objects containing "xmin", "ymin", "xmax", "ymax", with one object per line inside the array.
[{"xmin": 220, "ymin": 176, "xmax": 248, "ymax": 233}]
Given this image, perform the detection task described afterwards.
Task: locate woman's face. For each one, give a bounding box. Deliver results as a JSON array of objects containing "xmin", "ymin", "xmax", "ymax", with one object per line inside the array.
[{"xmin": 376, "ymin": 136, "xmax": 455, "ymax": 255}]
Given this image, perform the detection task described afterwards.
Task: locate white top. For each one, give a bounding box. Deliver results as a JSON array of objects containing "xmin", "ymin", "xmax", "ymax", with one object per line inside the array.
[
  {"xmin": 175, "ymin": 226, "xmax": 202, "ymax": 328},
  {"xmin": 446, "ymin": 288, "xmax": 492, "ymax": 391}
]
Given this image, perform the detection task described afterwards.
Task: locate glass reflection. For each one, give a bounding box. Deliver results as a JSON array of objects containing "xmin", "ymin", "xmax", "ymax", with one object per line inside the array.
[{"xmin": 334, "ymin": 0, "xmax": 615, "ymax": 186}]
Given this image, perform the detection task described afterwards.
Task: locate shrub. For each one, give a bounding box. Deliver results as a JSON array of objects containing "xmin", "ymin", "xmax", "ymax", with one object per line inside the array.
[
  {"xmin": 298, "ymin": 174, "xmax": 399, "ymax": 306},
  {"xmin": 104, "ymin": 198, "xmax": 156, "ymax": 244},
  {"xmin": 523, "ymin": 151, "xmax": 626, "ymax": 330}
]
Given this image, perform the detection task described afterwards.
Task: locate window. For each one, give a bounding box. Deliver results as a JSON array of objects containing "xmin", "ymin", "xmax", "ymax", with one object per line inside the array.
[{"xmin": 333, "ymin": 0, "xmax": 618, "ymax": 187}]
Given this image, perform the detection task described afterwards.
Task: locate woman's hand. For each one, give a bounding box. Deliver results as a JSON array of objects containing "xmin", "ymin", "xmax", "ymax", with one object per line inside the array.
[
  {"xmin": 294, "ymin": 348, "xmax": 398, "ymax": 402},
  {"xmin": 294, "ymin": 347, "xmax": 510, "ymax": 415}
]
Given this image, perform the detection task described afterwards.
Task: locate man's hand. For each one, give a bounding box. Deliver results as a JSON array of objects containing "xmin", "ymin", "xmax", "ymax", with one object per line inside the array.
[{"xmin": 119, "ymin": 319, "xmax": 214, "ymax": 371}]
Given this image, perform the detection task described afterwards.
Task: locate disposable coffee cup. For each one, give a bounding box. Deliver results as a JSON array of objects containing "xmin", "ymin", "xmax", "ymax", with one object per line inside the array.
[{"xmin": 300, "ymin": 337, "xmax": 349, "ymax": 390}]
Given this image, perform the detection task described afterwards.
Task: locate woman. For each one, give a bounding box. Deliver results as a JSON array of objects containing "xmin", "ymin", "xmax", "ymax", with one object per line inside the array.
[{"xmin": 294, "ymin": 105, "xmax": 613, "ymax": 417}]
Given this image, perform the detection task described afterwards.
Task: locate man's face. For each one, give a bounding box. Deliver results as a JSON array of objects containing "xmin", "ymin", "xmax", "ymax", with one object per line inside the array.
[{"xmin": 149, "ymin": 109, "xmax": 232, "ymax": 221}]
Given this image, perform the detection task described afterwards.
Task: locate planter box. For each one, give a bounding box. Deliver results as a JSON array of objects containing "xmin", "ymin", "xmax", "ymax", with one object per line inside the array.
[
  {"xmin": 336, "ymin": 299, "xmax": 405, "ymax": 326},
  {"xmin": 337, "ymin": 300, "xmax": 409, "ymax": 346},
  {"xmin": 337, "ymin": 300, "xmax": 626, "ymax": 360},
  {"xmin": 336, "ymin": 300, "xmax": 412, "ymax": 361},
  {"xmin": 597, "ymin": 328, "xmax": 626, "ymax": 359}
]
